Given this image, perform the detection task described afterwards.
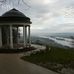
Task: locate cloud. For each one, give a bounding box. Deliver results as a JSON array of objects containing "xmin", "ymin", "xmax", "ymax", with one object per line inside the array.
[{"xmin": 0, "ymin": 0, "xmax": 74, "ymax": 34}]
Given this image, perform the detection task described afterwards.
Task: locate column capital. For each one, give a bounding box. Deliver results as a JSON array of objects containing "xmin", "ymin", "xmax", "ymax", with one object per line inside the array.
[
  {"xmin": 24, "ymin": 25, "xmax": 30, "ymax": 27},
  {"xmin": 28, "ymin": 25, "xmax": 30, "ymax": 27}
]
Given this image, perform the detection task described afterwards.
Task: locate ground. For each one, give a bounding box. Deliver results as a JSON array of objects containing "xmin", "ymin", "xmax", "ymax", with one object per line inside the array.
[{"xmin": 0, "ymin": 53, "xmax": 58, "ymax": 74}]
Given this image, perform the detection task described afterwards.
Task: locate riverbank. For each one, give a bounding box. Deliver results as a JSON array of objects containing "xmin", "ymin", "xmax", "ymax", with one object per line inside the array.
[{"xmin": 31, "ymin": 36, "xmax": 74, "ymax": 49}]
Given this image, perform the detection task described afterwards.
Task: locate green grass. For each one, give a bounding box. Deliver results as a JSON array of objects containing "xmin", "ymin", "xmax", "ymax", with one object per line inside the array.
[{"xmin": 21, "ymin": 46, "xmax": 74, "ymax": 72}]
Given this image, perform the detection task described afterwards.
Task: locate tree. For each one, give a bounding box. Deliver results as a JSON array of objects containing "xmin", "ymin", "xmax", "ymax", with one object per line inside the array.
[{"xmin": 0, "ymin": 0, "xmax": 30, "ymax": 9}]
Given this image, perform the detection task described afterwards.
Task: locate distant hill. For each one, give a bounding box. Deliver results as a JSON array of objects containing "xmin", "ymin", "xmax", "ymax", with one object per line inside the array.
[
  {"xmin": 32, "ymin": 33, "xmax": 74, "ymax": 38},
  {"xmin": 20, "ymin": 33, "xmax": 74, "ymax": 49},
  {"xmin": 48, "ymin": 33, "xmax": 74, "ymax": 38},
  {"xmin": 31, "ymin": 36, "xmax": 70, "ymax": 49}
]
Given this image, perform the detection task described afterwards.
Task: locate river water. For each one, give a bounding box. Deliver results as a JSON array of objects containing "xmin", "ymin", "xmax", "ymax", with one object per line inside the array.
[{"xmin": 49, "ymin": 36, "xmax": 74, "ymax": 48}]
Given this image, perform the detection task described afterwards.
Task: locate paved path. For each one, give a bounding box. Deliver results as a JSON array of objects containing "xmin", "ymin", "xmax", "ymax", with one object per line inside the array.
[
  {"xmin": 0, "ymin": 54, "xmax": 58, "ymax": 74},
  {"xmin": 24, "ymin": 44, "xmax": 46, "ymax": 56}
]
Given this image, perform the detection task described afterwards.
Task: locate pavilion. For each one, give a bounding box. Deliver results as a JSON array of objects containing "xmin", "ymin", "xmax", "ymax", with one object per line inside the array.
[{"xmin": 0, "ymin": 8, "xmax": 32, "ymax": 49}]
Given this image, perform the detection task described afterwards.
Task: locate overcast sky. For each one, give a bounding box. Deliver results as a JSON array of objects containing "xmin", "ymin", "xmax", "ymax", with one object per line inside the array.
[{"xmin": 0, "ymin": 0, "xmax": 74, "ymax": 34}]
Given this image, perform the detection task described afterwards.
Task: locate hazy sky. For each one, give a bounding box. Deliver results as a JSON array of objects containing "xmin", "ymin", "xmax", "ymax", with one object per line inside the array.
[{"xmin": 0, "ymin": 0, "xmax": 74, "ymax": 34}]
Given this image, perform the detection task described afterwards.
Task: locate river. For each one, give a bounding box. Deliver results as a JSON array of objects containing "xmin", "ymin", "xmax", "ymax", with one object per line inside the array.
[{"xmin": 49, "ymin": 36, "xmax": 74, "ymax": 48}]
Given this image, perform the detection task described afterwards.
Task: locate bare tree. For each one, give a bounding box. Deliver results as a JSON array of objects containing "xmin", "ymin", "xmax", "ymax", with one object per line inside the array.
[
  {"xmin": 0, "ymin": 0, "xmax": 6, "ymax": 5},
  {"xmin": 0, "ymin": 0, "xmax": 31, "ymax": 9}
]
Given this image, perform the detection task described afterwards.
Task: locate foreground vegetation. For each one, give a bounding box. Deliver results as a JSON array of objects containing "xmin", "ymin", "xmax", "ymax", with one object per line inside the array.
[{"xmin": 21, "ymin": 46, "xmax": 74, "ymax": 73}]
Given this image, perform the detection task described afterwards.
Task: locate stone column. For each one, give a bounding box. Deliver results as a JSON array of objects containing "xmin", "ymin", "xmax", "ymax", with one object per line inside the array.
[
  {"xmin": 23, "ymin": 25, "xmax": 25, "ymax": 46},
  {"xmin": 25, "ymin": 26, "xmax": 27, "ymax": 47},
  {"xmin": 23, "ymin": 25, "xmax": 27, "ymax": 47},
  {"xmin": 7, "ymin": 27, "xmax": 9, "ymax": 45},
  {"xmin": 0, "ymin": 27, "xmax": 2, "ymax": 47},
  {"xmin": 17, "ymin": 27, "xmax": 19, "ymax": 44},
  {"xmin": 10, "ymin": 25, "xmax": 13, "ymax": 48},
  {"xmin": 28, "ymin": 25, "xmax": 31, "ymax": 47}
]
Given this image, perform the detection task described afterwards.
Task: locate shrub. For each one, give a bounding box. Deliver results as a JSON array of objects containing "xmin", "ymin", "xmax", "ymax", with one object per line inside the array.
[{"xmin": 45, "ymin": 45, "xmax": 49, "ymax": 51}]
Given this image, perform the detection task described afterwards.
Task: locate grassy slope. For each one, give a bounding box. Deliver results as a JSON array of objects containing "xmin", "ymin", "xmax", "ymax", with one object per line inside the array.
[{"xmin": 21, "ymin": 47, "xmax": 74, "ymax": 72}]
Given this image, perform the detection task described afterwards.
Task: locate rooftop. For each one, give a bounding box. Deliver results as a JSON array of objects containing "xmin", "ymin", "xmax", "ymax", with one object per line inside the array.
[{"xmin": 0, "ymin": 8, "xmax": 32, "ymax": 24}]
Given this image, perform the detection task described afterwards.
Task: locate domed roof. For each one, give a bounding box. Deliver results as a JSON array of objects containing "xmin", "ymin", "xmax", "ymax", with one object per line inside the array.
[
  {"xmin": 0, "ymin": 8, "xmax": 32, "ymax": 24},
  {"xmin": 2, "ymin": 8, "xmax": 26, "ymax": 17}
]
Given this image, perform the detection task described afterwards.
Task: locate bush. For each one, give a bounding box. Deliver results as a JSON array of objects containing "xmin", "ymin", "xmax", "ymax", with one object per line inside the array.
[{"xmin": 45, "ymin": 45, "xmax": 49, "ymax": 51}]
